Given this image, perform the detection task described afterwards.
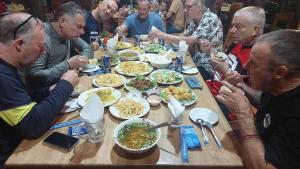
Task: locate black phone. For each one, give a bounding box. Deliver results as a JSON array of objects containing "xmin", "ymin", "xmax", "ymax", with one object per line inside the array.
[{"xmin": 43, "ymin": 132, "xmax": 79, "ymax": 152}]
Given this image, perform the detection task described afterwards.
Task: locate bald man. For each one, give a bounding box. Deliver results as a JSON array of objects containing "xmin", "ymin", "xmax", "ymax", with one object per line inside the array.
[
  {"xmin": 0, "ymin": 13, "xmax": 79, "ymax": 166},
  {"xmin": 81, "ymin": 0, "xmax": 118, "ymax": 50}
]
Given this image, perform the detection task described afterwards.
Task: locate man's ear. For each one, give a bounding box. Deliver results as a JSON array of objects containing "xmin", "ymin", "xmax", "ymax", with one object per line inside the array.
[
  {"xmin": 251, "ymin": 25, "xmax": 259, "ymax": 37},
  {"xmin": 13, "ymin": 38, "xmax": 25, "ymax": 52},
  {"xmin": 273, "ymin": 65, "xmax": 288, "ymax": 80}
]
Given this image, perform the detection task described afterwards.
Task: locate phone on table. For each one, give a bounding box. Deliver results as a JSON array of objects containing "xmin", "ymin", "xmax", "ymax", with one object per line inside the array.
[{"xmin": 43, "ymin": 132, "xmax": 79, "ymax": 152}]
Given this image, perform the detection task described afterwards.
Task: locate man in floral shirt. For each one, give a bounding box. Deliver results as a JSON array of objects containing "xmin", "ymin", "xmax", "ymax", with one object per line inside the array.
[{"xmin": 149, "ymin": 0, "xmax": 223, "ymax": 79}]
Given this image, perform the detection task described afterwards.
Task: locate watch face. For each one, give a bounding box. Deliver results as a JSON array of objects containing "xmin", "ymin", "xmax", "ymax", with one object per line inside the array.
[{"xmin": 263, "ymin": 113, "xmax": 271, "ymax": 128}]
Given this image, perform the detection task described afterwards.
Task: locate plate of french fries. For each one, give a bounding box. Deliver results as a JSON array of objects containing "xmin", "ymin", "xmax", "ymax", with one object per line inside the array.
[
  {"xmin": 109, "ymin": 96, "xmax": 150, "ymax": 119},
  {"xmin": 115, "ymin": 61, "xmax": 153, "ymax": 76},
  {"xmin": 93, "ymin": 73, "xmax": 126, "ymax": 88},
  {"xmin": 77, "ymin": 87, "xmax": 121, "ymax": 107}
]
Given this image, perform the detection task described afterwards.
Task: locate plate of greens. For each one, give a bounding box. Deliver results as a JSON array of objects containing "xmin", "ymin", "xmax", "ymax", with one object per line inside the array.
[
  {"xmin": 149, "ymin": 69, "xmax": 183, "ymax": 85},
  {"xmin": 143, "ymin": 43, "xmax": 167, "ymax": 54},
  {"xmin": 124, "ymin": 75, "xmax": 157, "ymax": 93}
]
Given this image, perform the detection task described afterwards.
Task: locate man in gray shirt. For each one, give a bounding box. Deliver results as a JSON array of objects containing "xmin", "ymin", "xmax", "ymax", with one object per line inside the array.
[{"xmin": 26, "ymin": 1, "xmax": 92, "ymax": 89}]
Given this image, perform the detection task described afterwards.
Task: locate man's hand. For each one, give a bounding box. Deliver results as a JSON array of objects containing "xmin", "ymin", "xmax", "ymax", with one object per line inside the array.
[
  {"xmin": 148, "ymin": 29, "xmax": 163, "ymax": 40},
  {"xmin": 224, "ymin": 71, "xmax": 248, "ymax": 86},
  {"xmin": 116, "ymin": 25, "xmax": 128, "ymax": 37},
  {"xmin": 210, "ymin": 57, "xmax": 230, "ymax": 76},
  {"xmin": 60, "ymin": 70, "xmax": 79, "ymax": 88},
  {"xmin": 67, "ymin": 55, "xmax": 89, "ymax": 70},
  {"xmin": 216, "ymin": 81, "xmax": 251, "ymax": 115},
  {"xmin": 200, "ymin": 39, "xmax": 212, "ymax": 54},
  {"xmin": 91, "ymin": 41, "xmax": 99, "ymax": 51}
]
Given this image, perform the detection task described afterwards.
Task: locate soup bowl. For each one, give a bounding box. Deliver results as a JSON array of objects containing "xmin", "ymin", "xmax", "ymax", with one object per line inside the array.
[{"xmin": 113, "ymin": 118, "xmax": 161, "ymax": 153}]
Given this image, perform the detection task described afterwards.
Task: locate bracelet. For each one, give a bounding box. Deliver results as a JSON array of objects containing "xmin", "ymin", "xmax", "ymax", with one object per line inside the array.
[{"xmin": 240, "ymin": 134, "xmax": 260, "ymax": 142}]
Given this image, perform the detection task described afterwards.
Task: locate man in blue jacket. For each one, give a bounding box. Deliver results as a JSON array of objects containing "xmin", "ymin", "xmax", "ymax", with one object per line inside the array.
[{"xmin": 0, "ymin": 13, "xmax": 79, "ymax": 167}]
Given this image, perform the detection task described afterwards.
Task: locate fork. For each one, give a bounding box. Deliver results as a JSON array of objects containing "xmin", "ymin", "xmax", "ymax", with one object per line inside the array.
[
  {"xmin": 196, "ymin": 119, "xmax": 209, "ymax": 145},
  {"xmin": 204, "ymin": 121, "xmax": 222, "ymax": 149}
]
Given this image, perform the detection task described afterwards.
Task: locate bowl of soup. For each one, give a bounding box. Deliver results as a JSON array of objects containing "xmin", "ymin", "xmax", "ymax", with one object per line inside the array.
[
  {"xmin": 113, "ymin": 118, "xmax": 161, "ymax": 153},
  {"xmin": 118, "ymin": 49, "xmax": 139, "ymax": 61}
]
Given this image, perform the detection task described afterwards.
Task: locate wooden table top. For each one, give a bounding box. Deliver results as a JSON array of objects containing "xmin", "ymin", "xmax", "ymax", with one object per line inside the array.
[{"xmin": 5, "ymin": 49, "xmax": 243, "ymax": 169}]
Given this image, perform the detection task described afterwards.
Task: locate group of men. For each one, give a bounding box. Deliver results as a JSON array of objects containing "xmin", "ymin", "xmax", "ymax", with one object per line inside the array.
[{"xmin": 0, "ymin": 0, "xmax": 300, "ymax": 168}]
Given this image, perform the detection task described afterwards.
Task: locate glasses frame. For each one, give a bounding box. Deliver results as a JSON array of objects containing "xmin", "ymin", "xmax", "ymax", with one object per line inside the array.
[
  {"xmin": 184, "ymin": 4, "xmax": 197, "ymax": 10},
  {"xmin": 13, "ymin": 15, "xmax": 38, "ymax": 40}
]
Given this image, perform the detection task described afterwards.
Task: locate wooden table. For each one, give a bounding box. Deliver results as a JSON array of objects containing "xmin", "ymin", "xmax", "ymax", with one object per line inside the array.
[{"xmin": 5, "ymin": 50, "xmax": 243, "ymax": 169}]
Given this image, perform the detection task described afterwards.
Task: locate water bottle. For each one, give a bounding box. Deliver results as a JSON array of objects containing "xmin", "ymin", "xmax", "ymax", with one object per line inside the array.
[
  {"xmin": 102, "ymin": 55, "xmax": 111, "ymax": 73},
  {"xmin": 175, "ymin": 54, "xmax": 183, "ymax": 73}
]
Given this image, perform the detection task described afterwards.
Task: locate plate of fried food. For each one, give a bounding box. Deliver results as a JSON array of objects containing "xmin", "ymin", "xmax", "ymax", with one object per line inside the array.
[
  {"xmin": 77, "ymin": 87, "xmax": 121, "ymax": 107},
  {"xmin": 115, "ymin": 61, "xmax": 153, "ymax": 76},
  {"xmin": 109, "ymin": 96, "xmax": 150, "ymax": 120},
  {"xmin": 93, "ymin": 73, "xmax": 126, "ymax": 88},
  {"xmin": 124, "ymin": 75, "xmax": 157, "ymax": 93},
  {"xmin": 158, "ymin": 86, "xmax": 197, "ymax": 106},
  {"xmin": 117, "ymin": 41, "xmax": 133, "ymax": 50},
  {"xmin": 149, "ymin": 69, "xmax": 183, "ymax": 85}
]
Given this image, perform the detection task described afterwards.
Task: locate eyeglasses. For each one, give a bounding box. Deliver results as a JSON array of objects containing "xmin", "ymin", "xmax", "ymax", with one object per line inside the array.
[
  {"xmin": 13, "ymin": 15, "xmax": 38, "ymax": 40},
  {"xmin": 184, "ymin": 4, "xmax": 197, "ymax": 10}
]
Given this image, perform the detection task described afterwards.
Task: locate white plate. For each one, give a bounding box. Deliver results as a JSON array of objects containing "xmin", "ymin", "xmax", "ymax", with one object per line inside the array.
[
  {"xmin": 138, "ymin": 53, "xmax": 159, "ymax": 62},
  {"xmin": 159, "ymin": 89, "xmax": 197, "ymax": 106},
  {"xmin": 149, "ymin": 69, "xmax": 183, "ymax": 85},
  {"xmin": 115, "ymin": 61, "xmax": 153, "ymax": 76},
  {"xmin": 80, "ymin": 65, "xmax": 100, "ymax": 73},
  {"xmin": 92, "ymin": 74, "xmax": 126, "ymax": 88},
  {"xmin": 109, "ymin": 97, "xmax": 150, "ymax": 120},
  {"xmin": 189, "ymin": 108, "xmax": 219, "ymax": 125},
  {"xmin": 182, "ymin": 66, "xmax": 198, "ymax": 74},
  {"xmin": 124, "ymin": 77, "xmax": 157, "ymax": 93},
  {"xmin": 77, "ymin": 87, "xmax": 121, "ymax": 107}
]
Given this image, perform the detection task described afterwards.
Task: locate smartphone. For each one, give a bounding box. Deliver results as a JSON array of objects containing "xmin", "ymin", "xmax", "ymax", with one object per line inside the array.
[{"xmin": 43, "ymin": 132, "xmax": 79, "ymax": 152}]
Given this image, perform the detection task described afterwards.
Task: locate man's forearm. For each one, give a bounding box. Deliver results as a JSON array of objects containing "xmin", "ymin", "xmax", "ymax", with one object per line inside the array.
[{"xmin": 159, "ymin": 33, "xmax": 198, "ymax": 46}]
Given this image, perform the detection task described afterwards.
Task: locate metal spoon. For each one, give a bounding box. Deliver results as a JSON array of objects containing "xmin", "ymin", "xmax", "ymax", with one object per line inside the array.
[
  {"xmin": 196, "ymin": 119, "xmax": 209, "ymax": 145},
  {"xmin": 204, "ymin": 120, "xmax": 222, "ymax": 149},
  {"xmin": 146, "ymin": 119, "xmax": 180, "ymax": 131}
]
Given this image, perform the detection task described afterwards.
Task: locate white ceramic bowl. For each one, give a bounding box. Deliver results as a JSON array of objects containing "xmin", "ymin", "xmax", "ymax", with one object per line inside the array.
[
  {"xmin": 113, "ymin": 118, "xmax": 161, "ymax": 153},
  {"xmin": 148, "ymin": 55, "xmax": 172, "ymax": 69},
  {"xmin": 84, "ymin": 64, "xmax": 97, "ymax": 69},
  {"xmin": 118, "ymin": 49, "xmax": 139, "ymax": 61}
]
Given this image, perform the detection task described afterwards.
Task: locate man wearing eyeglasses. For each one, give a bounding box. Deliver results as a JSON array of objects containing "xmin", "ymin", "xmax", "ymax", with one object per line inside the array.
[
  {"xmin": 0, "ymin": 13, "xmax": 79, "ymax": 167},
  {"xmin": 149, "ymin": 0, "xmax": 223, "ymax": 79},
  {"xmin": 81, "ymin": 0, "xmax": 118, "ymax": 50},
  {"xmin": 25, "ymin": 1, "xmax": 92, "ymax": 90}
]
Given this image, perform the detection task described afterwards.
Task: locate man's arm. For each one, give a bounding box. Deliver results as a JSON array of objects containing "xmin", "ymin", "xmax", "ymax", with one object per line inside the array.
[
  {"xmin": 72, "ymin": 38, "xmax": 93, "ymax": 59},
  {"xmin": 27, "ymin": 51, "xmax": 69, "ymax": 88},
  {"xmin": 15, "ymin": 80, "xmax": 74, "ymax": 138}
]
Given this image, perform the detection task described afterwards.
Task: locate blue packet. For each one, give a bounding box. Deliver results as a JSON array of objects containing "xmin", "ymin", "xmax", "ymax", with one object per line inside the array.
[
  {"xmin": 181, "ymin": 125, "xmax": 202, "ymax": 149},
  {"xmin": 180, "ymin": 126, "xmax": 189, "ymax": 163},
  {"xmin": 68, "ymin": 125, "xmax": 88, "ymax": 137}
]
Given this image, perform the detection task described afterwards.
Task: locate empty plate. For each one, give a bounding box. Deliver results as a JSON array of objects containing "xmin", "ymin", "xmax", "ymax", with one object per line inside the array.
[
  {"xmin": 182, "ymin": 66, "xmax": 198, "ymax": 74},
  {"xmin": 189, "ymin": 108, "xmax": 219, "ymax": 125}
]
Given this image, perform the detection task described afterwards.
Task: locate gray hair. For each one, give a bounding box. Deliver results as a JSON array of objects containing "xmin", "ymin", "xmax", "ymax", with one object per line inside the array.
[
  {"xmin": 52, "ymin": 1, "xmax": 86, "ymax": 22},
  {"xmin": 256, "ymin": 30, "xmax": 300, "ymax": 75},
  {"xmin": 235, "ymin": 6, "xmax": 265, "ymax": 35},
  {"xmin": 0, "ymin": 13, "xmax": 41, "ymax": 44},
  {"xmin": 191, "ymin": 0, "xmax": 205, "ymax": 5}
]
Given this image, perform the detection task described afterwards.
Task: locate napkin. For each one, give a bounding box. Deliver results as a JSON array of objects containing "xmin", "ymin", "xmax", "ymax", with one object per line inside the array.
[
  {"xmin": 169, "ymin": 96, "xmax": 185, "ymax": 118},
  {"xmin": 107, "ymin": 33, "xmax": 118, "ymax": 51},
  {"xmin": 178, "ymin": 40, "xmax": 188, "ymax": 63},
  {"xmin": 151, "ymin": 26, "xmax": 159, "ymax": 43},
  {"xmin": 80, "ymin": 93, "xmax": 104, "ymax": 123}
]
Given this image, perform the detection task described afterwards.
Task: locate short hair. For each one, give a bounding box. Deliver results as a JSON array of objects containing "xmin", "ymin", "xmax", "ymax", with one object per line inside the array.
[
  {"xmin": 256, "ymin": 30, "xmax": 300, "ymax": 75},
  {"xmin": 191, "ymin": 0, "xmax": 205, "ymax": 5},
  {"xmin": 235, "ymin": 6, "xmax": 265, "ymax": 35},
  {"xmin": 138, "ymin": 0, "xmax": 150, "ymax": 7},
  {"xmin": 52, "ymin": 1, "xmax": 86, "ymax": 22},
  {"xmin": 0, "ymin": 13, "xmax": 41, "ymax": 44}
]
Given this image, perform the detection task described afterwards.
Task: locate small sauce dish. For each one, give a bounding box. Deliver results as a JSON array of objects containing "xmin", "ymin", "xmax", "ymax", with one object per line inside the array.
[{"xmin": 147, "ymin": 95, "xmax": 161, "ymax": 107}]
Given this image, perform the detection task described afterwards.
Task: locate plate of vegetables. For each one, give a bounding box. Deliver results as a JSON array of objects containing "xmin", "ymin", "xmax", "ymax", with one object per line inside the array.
[
  {"xmin": 143, "ymin": 43, "xmax": 167, "ymax": 54},
  {"xmin": 124, "ymin": 75, "xmax": 157, "ymax": 93},
  {"xmin": 149, "ymin": 69, "xmax": 183, "ymax": 85}
]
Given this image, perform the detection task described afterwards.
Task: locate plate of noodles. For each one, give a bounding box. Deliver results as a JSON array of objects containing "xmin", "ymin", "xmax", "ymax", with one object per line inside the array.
[
  {"xmin": 93, "ymin": 73, "xmax": 126, "ymax": 88},
  {"xmin": 77, "ymin": 87, "xmax": 121, "ymax": 107},
  {"xmin": 109, "ymin": 96, "xmax": 150, "ymax": 120},
  {"xmin": 115, "ymin": 61, "xmax": 153, "ymax": 76}
]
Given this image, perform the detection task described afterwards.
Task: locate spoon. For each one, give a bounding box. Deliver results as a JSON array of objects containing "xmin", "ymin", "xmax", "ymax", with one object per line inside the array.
[
  {"xmin": 196, "ymin": 119, "xmax": 209, "ymax": 145},
  {"xmin": 146, "ymin": 119, "xmax": 180, "ymax": 131}
]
